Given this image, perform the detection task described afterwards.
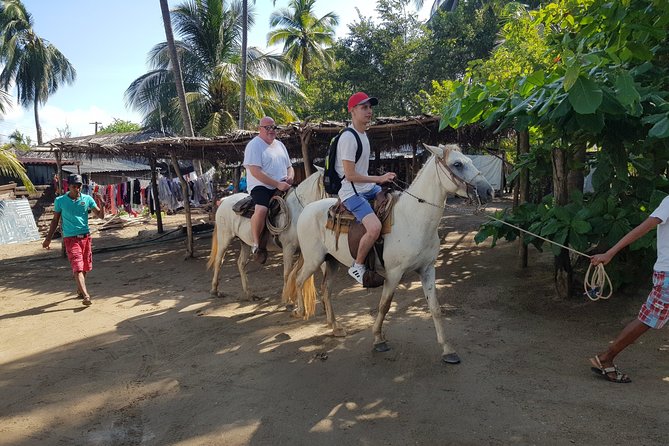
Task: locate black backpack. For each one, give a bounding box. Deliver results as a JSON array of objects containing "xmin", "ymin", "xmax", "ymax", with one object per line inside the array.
[{"xmin": 323, "ymin": 127, "xmax": 363, "ymax": 195}]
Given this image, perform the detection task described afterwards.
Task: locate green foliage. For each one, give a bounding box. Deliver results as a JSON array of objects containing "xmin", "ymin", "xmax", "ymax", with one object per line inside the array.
[
  {"xmin": 267, "ymin": 0, "xmax": 339, "ymax": 80},
  {"xmin": 0, "ymin": 0, "xmax": 76, "ymax": 144},
  {"xmin": 97, "ymin": 119, "xmax": 142, "ymax": 134},
  {"xmin": 126, "ymin": 0, "xmax": 302, "ymax": 134},
  {"xmin": 440, "ymin": 0, "xmax": 669, "ymax": 289}
]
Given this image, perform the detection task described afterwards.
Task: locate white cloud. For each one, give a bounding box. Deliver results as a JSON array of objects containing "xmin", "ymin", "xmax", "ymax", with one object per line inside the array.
[{"xmin": 0, "ymin": 102, "xmax": 142, "ymax": 144}]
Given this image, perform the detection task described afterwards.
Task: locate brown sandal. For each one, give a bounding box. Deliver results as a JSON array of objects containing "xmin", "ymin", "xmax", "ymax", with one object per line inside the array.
[{"xmin": 82, "ymin": 296, "xmax": 92, "ymax": 306}]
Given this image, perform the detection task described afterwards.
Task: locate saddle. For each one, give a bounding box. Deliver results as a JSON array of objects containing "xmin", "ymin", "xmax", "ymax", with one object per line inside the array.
[
  {"xmin": 325, "ymin": 191, "xmax": 397, "ymax": 288},
  {"xmin": 232, "ymin": 190, "xmax": 288, "ymax": 263}
]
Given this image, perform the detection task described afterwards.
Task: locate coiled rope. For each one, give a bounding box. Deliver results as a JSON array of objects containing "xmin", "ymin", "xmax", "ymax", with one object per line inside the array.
[{"xmin": 266, "ymin": 195, "xmax": 290, "ymax": 236}]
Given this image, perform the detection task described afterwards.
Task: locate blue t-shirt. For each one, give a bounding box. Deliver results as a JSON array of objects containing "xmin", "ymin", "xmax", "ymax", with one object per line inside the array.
[{"xmin": 54, "ymin": 193, "xmax": 97, "ymax": 237}]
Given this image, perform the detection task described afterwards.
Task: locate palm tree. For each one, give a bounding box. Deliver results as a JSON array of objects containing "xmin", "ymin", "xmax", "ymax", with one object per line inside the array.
[
  {"xmin": 0, "ymin": 132, "xmax": 34, "ymax": 191},
  {"xmin": 0, "ymin": 0, "xmax": 76, "ymax": 145},
  {"xmin": 126, "ymin": 0, "xmax": 301, "ymax": 135},
  {"xmin": 267, "ymin": 0, "xmax": 339, "ymax": 80}
]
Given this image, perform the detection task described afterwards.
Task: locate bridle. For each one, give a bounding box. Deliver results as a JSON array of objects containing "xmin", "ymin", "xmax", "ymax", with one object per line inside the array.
[{"xmin": 389, "ymin": 150, "xmax": 485, "ymax": 211}]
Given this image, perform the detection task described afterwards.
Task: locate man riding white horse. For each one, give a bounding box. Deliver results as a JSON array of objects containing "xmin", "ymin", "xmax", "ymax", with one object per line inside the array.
[
  {"xmin": 243, "ymin": 116, "xmax": 293, "ymax": 264},
  {"xmin": 336, "ymin": 92, "xmax": 397, "ymax": 285}
]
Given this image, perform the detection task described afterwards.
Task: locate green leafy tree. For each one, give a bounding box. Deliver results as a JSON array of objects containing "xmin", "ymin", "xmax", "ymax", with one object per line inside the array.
[
  {"xmin": 267, "ymin": 0, "xmax": 339, "ymax": 80},
  {"xmin": 125, "ymin": 0, "xmax": 302, "ymax": 135},
  {"xmin": 0, "ymin": 0, "xmax": 76, "ymax": 145},
  {"xmin": 97, "ymin": 119, "xmax": 142, "ymax": 134},
  {"xmin": 442, "ymin": 0, "xmax": 669, "ymax": 293}
]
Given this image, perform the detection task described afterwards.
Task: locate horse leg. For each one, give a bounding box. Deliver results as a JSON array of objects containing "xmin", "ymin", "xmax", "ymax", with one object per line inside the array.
[
  {"xmin": 322, "ymin": 259, "xmax": 346, "ymax": 337},
  {"xmin": 281, "ymin": 244, "xmax": 296, "ymax": 305},
  {"xmin": 419, "ymin": 264, "xmax": 459, "ymax": 364},
  {"xmin": 210, "ymin": 231, "xmax": 233, "ymax": 297},
  {"xmin": 237, "ymin": 243, "xmax": 253, "ymax": 301},
  {"xmin": 372, "ymin": 271, "xmax": 403, "ymax": 352}
]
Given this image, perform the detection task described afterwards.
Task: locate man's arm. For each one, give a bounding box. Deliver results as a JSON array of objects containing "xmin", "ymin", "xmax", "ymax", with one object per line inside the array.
[
  {"xmin": 43, "ymin": 212, "xmax": 62, "ymax": 249},
  {"xmin": 247, "ymin": 165, "xmax": 291, "ymax": 191},
  {"xmin": 591, "ymin": 216, "xmax": 661, "ymax": 265},
  {"xmin": 92, "ymin": 194, "xmax": 105, "ymax": 219},
  {"xmin": 285, "ymin": 166, "xmax": 295, "ymax": 184},
  {"xmin": 342, "ymin": 160, "xmax": 395, "ymax": 185}
]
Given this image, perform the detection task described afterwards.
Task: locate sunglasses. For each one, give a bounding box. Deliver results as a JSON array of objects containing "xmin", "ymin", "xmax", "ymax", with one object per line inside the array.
[{"xmin": 260, "ymin": 125, "xmax": 278, "ymax": 131}]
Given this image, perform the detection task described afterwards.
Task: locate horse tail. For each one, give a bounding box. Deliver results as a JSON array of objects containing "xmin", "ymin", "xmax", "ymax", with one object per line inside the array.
[
  {"xmin": 283, "ymin": 254, "xmax": 317, "ymax": 319},
  {"xmin": 302, "ymin": 274, "xmax": 317, "ymax": 319},
  {"xmin": 282, "ymin": 253, "xmax": 301, "ymax": 304},
  {"xmin": 206, "ymin": 222, "xmax": 218, "ymax": 270}
]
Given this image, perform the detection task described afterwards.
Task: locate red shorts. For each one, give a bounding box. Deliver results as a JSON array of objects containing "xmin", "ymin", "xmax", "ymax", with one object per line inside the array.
[{"xmin": 63, "ymin": 235, "xmax": 93, "ymax": 274}]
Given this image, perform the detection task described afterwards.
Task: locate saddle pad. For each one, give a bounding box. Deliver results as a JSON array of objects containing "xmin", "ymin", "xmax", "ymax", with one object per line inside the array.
[
  {"xmin": 325, "ymin": 196, "xmax": 395, "ymax": 235},
  {"xmin": 232, "ymin": 195, "xmax": 255, "ymax": 218}
]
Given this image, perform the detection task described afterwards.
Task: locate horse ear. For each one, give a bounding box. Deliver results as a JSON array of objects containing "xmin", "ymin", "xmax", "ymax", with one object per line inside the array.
[{"xmin": 423, "ymin": 143, "xmax": 444, "ymax": 159}]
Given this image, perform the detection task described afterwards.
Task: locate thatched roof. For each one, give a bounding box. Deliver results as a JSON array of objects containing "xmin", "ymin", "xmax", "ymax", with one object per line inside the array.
[{"xmin": 44, "ymin": 116, "xmax": 498, "ymax": 164}]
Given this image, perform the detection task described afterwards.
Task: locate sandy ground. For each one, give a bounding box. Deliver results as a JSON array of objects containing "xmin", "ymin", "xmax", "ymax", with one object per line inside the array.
[{"xmin": 1, "ymin": 205, "xmax": 668, "ymax": 446}]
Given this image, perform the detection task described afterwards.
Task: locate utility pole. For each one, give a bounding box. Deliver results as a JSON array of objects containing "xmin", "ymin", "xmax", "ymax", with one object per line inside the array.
[{"xmin": 89, "ymin": 121, "xmax": 102, "ymax": 134}]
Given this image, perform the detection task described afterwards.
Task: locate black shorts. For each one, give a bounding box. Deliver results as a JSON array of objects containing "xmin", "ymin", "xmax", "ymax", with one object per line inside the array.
[{"xmin": 250, "ymin": 186, "xmax": 275, "ymax": 207}]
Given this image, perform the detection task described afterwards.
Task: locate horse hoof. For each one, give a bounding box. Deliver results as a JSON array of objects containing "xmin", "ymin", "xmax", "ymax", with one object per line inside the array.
[
  {"xmin": 373, "ymin": 342, "xmax": 391, "ymax": 352},
  {"xmin": 332, "ymin": 327, "xmax": 347, "ymax": 337},
  {"xmin": 442, "ymin": 353, "xmax": 461, "ymax": 364},
  {"xmin": 290, "ymin": 310, "xmax": 304, "ymax": 319}
]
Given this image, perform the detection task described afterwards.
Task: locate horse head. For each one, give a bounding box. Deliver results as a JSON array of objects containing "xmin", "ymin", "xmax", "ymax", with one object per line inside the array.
[{"xmin": 424, "ymin": 143, "xmax": 494, "ymax": 205}]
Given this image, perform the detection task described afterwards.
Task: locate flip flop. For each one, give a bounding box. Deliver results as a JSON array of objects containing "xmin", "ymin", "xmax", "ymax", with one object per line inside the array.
[
  {"xmin": 82, "ymin": 296, "xmax": 92, "ymax": 306},
  {"xmin": 589, "ymin": 355, "xmax": 631, "ymax": 383}
]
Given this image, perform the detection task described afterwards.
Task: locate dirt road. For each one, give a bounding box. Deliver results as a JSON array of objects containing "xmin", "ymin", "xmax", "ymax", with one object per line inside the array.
[{"xmin": 1, "ymin": 210, "xmax": 667, "ymax": 445}]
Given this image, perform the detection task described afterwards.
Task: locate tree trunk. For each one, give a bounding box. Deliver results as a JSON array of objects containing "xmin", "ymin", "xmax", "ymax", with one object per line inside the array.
[
  {"xmin": 238, "ymin": 0, "xmax": 248, "ymax": 130},
  {"xmin": 551, "ymin": 146, "xmax": 572, "ymax": 299},
  {"xmin": 34, "ymin": 97, "xmax": 42, "ymax": 145},
  {"xmin": 160, "ymin": 0, "xmax": 194, "ymax": 255},
  {"xmin": 517, "ymin": 130, "xmax": 530, "ymax": 268},
  {"xmin": 567, "ymin": 143, "xmax": 586, "ymax": 195},
  {"xmin": 159, "ymin": 0, "xmax": 202, "ymax": 176}
]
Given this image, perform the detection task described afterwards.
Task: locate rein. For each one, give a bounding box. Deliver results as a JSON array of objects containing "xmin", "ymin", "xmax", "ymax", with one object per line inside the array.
[{"xmin": 387, "ymin": 154, "xmax": 611, "ymax": 301}]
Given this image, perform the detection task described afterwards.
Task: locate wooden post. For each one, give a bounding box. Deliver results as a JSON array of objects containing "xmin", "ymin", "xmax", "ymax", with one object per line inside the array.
[
  {"xmin": 233, "ymin": 165, "xmax": 241, "ymax": 193},
  {"xmin": 149, "ymin": 157, "xmax": 164, "ymax": 234},
  {"xmin": 517, "ymin": 130, "xmax": 530, "ymax": 268},
  {"xmin": 299, "ymin": 121, "xmax": 312, "ymax": 176},
  {"xmin": 170, "ymin": 151, "xmax": 194, "ymax": 258}
]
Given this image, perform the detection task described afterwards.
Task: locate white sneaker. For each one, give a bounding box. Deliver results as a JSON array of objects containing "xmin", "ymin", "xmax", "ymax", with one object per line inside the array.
[{"xmin": 348, "ymin": 263, "xmax": 365, "ymax": 285}]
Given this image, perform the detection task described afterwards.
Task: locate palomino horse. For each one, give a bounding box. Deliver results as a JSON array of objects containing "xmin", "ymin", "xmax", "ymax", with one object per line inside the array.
[
  {"xmin": 208, "ymin": 167, "xmax": 326, "ymax": 300},
  {"xmin": 285, "ymin": 144, "xmax": 493, "ymax": 363}
]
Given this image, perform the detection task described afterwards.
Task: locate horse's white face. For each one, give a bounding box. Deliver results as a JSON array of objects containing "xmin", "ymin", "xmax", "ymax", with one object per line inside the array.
[{"xmin": 424, "ymin": 143, "xmax": 494, "ymax": 203}]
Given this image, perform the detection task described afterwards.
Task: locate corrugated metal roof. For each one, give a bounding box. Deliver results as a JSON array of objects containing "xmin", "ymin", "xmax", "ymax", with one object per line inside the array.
[{"xmin": 60, "ymin": 158, "xmax": 151, "ymax": 174}]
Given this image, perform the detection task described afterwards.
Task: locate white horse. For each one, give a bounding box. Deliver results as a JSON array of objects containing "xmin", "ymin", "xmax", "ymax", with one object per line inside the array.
[
  {"xmin": 208, "ymin": 167, "xmax": 326, "ymax": 300},
  {"xmin": 285, "ymin": 144, "xmax": 493, "ymax": 364}
]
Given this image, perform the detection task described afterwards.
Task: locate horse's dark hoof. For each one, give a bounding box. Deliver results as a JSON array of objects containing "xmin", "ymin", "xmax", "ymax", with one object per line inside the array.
[
  {"xmin": 373, "ymin": 342, "xmax": 391, "ymax": 352},
  {"xmin": 442, "ymin": 353, "xmax": 461, "ymax": 364}
]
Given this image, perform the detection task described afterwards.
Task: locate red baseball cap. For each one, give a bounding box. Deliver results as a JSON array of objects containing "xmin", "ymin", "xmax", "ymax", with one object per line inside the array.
[{"xmin": 347, "ymin": 92, "xmax": 378, "ymax": 112}]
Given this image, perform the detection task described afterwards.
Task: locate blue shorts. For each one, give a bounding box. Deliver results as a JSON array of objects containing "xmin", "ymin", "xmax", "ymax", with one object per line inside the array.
[{"xmin": 343, "ymin": 185, "xmax": 382, "ymax": 222}]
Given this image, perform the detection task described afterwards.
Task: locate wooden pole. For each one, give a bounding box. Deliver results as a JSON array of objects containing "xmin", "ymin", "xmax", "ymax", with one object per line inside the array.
[
  {"xmin": 517, "ymin": 130, "xmax": 530, "ymax": 268},
  {"xmin": 149, "ymin": 157, "xmax": 164, "ymax": 234},
  {"xmin": 170, "ymin": 151, "xmax": 194, "ymax": 258},
  {"xmin": 299, "ymin": 122, "xmax": 312, "ymax": 176}
]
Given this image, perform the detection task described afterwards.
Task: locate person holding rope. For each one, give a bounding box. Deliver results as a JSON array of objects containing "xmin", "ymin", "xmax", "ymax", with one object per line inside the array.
[
  {"xmin": 243, "ymin": 116, "xmax": 294, "ymax": 264},
  {"xmin": 589, "ymin": 194, "xmax": 669, "ymax": 383},
  {"xmin": 43, "ymin": 174, "xmax": 105, "ymax": 306},
  {"xmin": 337, "ymin": 92, "xmax": 396, "ymax": 284}
]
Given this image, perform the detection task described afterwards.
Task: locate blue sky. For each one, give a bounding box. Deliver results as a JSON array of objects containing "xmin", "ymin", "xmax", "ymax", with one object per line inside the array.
[{"xmin": 1, "ymin": 0, "xmax": 430, "ymax": 144}]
